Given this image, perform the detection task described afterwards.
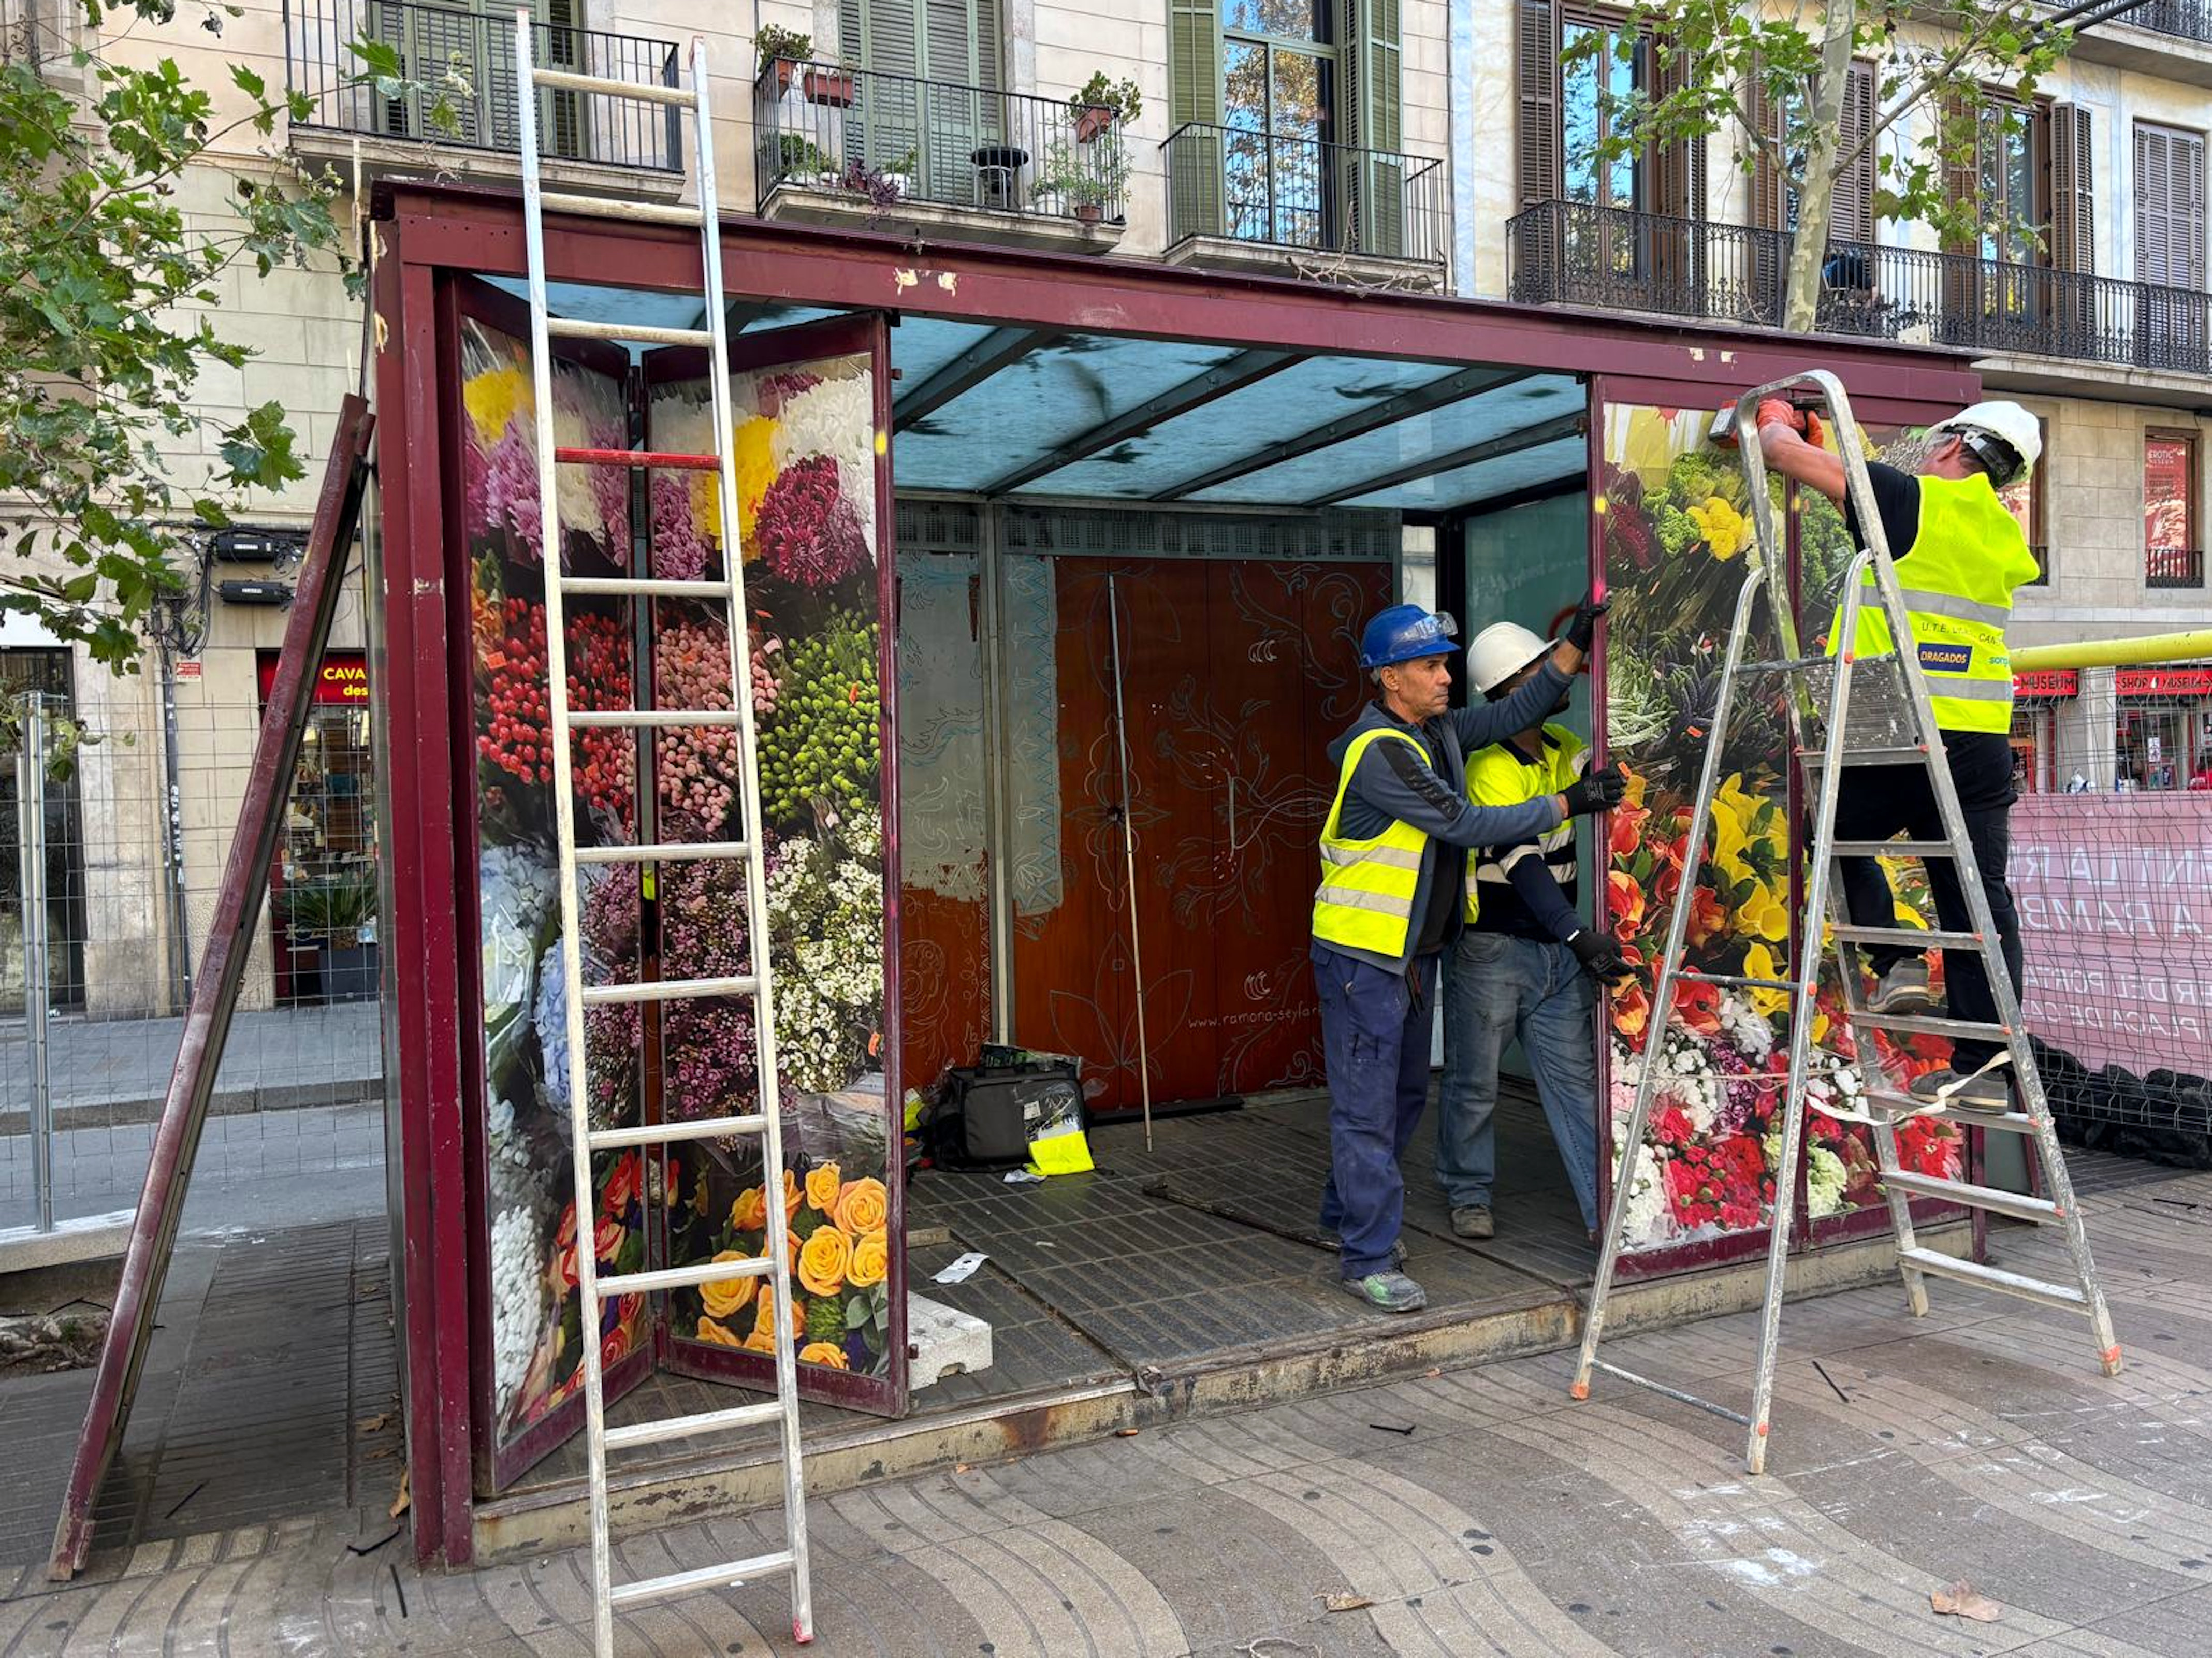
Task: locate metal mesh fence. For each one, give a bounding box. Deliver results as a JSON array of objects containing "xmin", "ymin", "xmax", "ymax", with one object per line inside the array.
[{"xmin": 1, "ymin": 659, "xmax": 384, "ymax": 1233}]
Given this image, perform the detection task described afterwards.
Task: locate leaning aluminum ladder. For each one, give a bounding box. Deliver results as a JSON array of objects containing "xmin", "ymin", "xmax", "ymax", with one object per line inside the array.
[
  {"xmin": 1570, "ymin": 369, "xmax": 2120, "ymax": 1475},
  {"xmin": 515, "ymin": 12, "xmax": 813, "ymax": 1649}
]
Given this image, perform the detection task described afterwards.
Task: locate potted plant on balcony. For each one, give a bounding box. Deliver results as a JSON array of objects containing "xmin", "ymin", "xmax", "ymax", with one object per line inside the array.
[
  {"xmin": 805, "ymin": 57, "xmax": 858, "ymax": 108},
  {"xmin": 754, "ymin": 25, "xmax": 811, "ymax": 97},
  {"xmin": 1070, "ymin": 73, "xmax": 1140, "ymax": 144},
  {"xmin": 882, "ymin": 146, "xmax": 917, "ymax": 200},
  {"xmin": 1040, "ymin": 137, "xmax": 1126, "ymax": 225}
]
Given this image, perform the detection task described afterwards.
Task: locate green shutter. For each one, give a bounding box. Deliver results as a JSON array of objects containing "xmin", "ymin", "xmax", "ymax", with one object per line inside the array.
[
  {"xmin": 1169, "ymin": 0, "xmax": 1222, "ymax": 238},
  {"xmin": 1358, "ymin": 0, "xmax": 1404, "ymax": 255}
]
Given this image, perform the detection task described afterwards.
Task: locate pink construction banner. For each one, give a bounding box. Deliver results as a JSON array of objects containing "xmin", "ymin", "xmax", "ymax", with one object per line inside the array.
[{"xmin": 2009, "ymin": 794, "xmax": 2212, "ymax": 1074}]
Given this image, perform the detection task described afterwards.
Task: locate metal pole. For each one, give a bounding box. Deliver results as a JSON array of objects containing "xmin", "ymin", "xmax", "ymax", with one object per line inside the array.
[
  {"xmin": 156, "ymin": 640, "xmax": 194, "ymax": 1010},
  {"xmin": 17, "ymin": 693, "xmax": 54, "ymax": 1233},
  {"xmin": 1104, "ymin": 575, "xmax": 1155, "ymax": 1151}
]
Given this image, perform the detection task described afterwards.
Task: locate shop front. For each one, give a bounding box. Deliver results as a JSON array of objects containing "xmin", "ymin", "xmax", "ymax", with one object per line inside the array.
[
  {"xmin": 2010, "ymin": 670, "xmax": 2078, "ymax": 793},
  {"xmin": 366, "ymin": 183, "xmax": 1982, "ymax": 1565},
  {"xmin": 258, "ymin": 649, "xmax": 378, "ymax": 1003},
  {"xmin": 2116, "ymin": 665, "xmax": 2212, "ymax": 790}
]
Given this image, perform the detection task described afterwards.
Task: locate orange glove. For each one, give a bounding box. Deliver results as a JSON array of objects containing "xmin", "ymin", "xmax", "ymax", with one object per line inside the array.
[
  {"xmin": 1756, "ymin": 397, "xmax": 1804, "ymax": 434},
  {"xmin": 1803, "ymin": 410, "xmax": 1828, "ymax": 449}
]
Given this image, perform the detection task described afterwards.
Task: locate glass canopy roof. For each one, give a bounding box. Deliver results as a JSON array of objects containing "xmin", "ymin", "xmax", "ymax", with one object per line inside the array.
[{"xmin": 489, "ymin": 280, "xmax": 1588, "ymax": 514}]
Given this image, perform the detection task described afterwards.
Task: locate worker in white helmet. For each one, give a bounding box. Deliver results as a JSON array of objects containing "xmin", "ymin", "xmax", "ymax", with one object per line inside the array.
[
  {"xmin": 1752, "ymin": 397, "xmax": 2043, "ymax": 1111},
  {"xmin": 1435, "ymin": 621, "xmax": 1631, "ymax": 1243}
]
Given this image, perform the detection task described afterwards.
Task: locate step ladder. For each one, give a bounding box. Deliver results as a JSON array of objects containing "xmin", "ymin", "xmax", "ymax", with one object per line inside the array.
[
  {"xmin": 515, "ymin": 13, "xmax": 812, "ymax": 1649},
  {"xmin": 1571, "ymin": 369, "xmax": 2119, "ymax": 1475}
]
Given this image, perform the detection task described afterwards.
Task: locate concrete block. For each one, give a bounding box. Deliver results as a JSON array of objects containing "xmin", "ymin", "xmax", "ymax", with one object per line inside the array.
[
  {"xmin": 908, "ymin": 1292, "xmax": 992, "ymax": 1388},
  {"xmin": 0, "ymin": 1209, "xmax": 134, "ymax": 1271}
]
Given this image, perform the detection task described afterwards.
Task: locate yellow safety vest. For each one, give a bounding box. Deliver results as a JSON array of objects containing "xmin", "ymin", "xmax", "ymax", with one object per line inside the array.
[
  {"xmin": 1463, "ymin": 724, "xmax": 1587, "ymax": 922},
  {"xmin": 1312, "ymin": 728, "xmax": 1431, "ymax": 959},
  {"xmin": 1830, "ymin": 473, "xmax": 2039, "ymax": 735}
]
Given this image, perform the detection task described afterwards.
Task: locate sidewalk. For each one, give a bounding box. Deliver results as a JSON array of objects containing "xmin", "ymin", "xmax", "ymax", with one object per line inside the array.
[
  {"xmin": 6, "ymin": 1159, "xmax": 2208, "ymax": 1657},
  {"xmin": 0, "ymin": 1001, "xmax": 383, "ymax": 1133}
]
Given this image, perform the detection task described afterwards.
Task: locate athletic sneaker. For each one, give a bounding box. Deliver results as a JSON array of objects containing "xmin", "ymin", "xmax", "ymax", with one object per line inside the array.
[
  {"xmin": 1908, "ymin": 1067, "xmax": 2012, "ymax": 1113},
  {"xmin": 1341, "ymin": 1270, "xmax": 1429, "ymax": 1313},
  {"xmin": 1866, "ymin": 960, "xmax": 1937, "ymax": 1015},
  {"xmin": 1451, "ymin": 1205, "xmax": 1495, "ymax": 1240}
]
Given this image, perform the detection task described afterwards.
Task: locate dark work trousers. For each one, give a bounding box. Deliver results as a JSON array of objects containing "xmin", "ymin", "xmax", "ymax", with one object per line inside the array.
[
  {"xmin": 1314, "ymin": 943, "xmax": 1439, "ymax": 1279},
  {"xmin": 1830, "ymin": 737, "xmax": 2022, "ymax": 1074}
]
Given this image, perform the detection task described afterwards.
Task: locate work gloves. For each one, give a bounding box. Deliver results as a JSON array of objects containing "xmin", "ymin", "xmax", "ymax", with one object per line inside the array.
[
  {"xmin": 1564, "ymin": 590, "xmax": 1610, "ymax": 654},
  {"xmin": 1567, "ymin": 928, "xmax": 1634, "ymax": 985},
  {"xmin": 1561, "ymin": 764, "xmax": 1627, "ymax": 818},
  {"xmin": 1755, "ymin": 396, "xmax": 1828, "ymax": 449}
]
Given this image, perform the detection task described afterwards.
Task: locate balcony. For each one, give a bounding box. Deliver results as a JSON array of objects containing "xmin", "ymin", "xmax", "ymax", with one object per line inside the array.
[
  {"xmin": 2062, "ymin": 0, "xmax": 2212, "ymax": 88},
  {"xmin": 2147, "ymin": 546, "xmax": 2205, "ymax": 588},
  {"xmin": 1161, "ymin": 124, "xmax": 1447, "ymax": 289},
  {"xmin": 754, "ymin": 62, "xmax": 1126, "ymax": 254},
  {"xmin": 283, "ymin": 0, "xmax": 683, "ymax": 193},
  {"xmin": 1509, "ymin": 200, "xmax": 2212, "ymax": 380}
]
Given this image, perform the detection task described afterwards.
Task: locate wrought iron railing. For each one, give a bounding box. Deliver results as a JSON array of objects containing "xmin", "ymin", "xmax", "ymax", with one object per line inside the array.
[
  {"xmin": 2147, "ymin": 546, "xmax": 2205, "ymax": 588},
  {"xmin": 754, "ymin": 60, "xmax": 1124, "ymax": 223},
  {"xmin": 2130, "ymin": 0, "xmax": 2212, "ymax": 45},
  {"xmin": 1162, "ymin": 123, "xmax": 1447, "ymax": 266},
  {"xmin": 1509, "ymin": 200, "xmax": 2212, "ymax": 375},
  {"xmin": 283, "ymin": 0, "xmax": 682, "ymax": 171}
]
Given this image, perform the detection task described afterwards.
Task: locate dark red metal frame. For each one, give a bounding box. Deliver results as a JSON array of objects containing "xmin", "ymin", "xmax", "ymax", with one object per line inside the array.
[
  {"xmin": 370, "ymin": 181, "xmax": 1977, "ymax": 1564},
  {"xmin": 52, "ymin": 398, "xmax": 375, "ymax": 1580}
]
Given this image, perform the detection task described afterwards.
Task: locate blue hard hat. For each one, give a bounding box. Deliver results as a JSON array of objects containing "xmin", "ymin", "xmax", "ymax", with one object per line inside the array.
[{"xmin": 1359, "ymin": 604, "xmax": 1459, "ymax": 670}]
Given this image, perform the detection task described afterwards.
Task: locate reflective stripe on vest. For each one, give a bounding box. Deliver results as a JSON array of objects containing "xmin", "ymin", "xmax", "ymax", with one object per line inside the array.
[
  {"xmin": 1312, "ymin": 727, "xmax": 1431, "ymax": 959},
  {"xmin": 1463, "ymin": 724, "xmax": 1587, "ymax": 921},
  {"xmin": 1831, "ymin": 473, "xmax": 2039, "ymax": 735}
]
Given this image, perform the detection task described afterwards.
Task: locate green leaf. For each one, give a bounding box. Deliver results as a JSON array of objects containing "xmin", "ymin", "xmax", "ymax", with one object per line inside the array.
[
  {"xmin": 229, "ymin": 64, "xmax": 265, "ymax": 101},
  {"xmin": 347, "ymin": 38, "xmax": 404, "ymax": 81}
]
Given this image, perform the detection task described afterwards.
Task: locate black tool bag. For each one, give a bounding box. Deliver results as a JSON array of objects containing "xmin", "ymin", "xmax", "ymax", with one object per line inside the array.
[{"xmin": 926, "ymin": 1059, "xmax": 1083, "ymax": 1171}]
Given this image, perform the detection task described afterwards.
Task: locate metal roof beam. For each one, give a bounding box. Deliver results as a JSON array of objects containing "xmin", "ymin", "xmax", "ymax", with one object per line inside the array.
[
  {"xmin": 894, "ymin": 327, "xmax": 1060, "ymax": 430},
  {"xmin": 986, "ymin": 348, "xmax": 1302, "ymax": 495},
  {"xmin": 1152, "ymin": 366, "xmax": 1538, "ymax": 502},
  {"xmin": 1303, "ymin": 409, "xmax": 1587, "ymax": 508}
]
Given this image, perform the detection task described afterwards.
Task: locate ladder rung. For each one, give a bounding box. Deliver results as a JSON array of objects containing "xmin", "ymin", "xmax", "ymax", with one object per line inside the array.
[
  {"xmin": 529, "ymin": 66, "xmax": 696, "ymax": 106},
  {"xmin": 588, "ymin": 1113, "xmax": 766, "ymax": 1151},
  {"xmin": 1801, "ymin": 746, "xmax": 1932, "ymax": 766},
  {"xmin": 603, "ymin": 1399, "xmax": 783, "ymax": 1452},
  {"xmin": 1831, "ymin": 840, "xmax": 1957, "ymax": 859},
  {"xmin": 1848, "ymin": 1008, "xmax": 2013, "ymax": 1041},
  {"xmin": 538, "ymin": 190, "xmax": 707, "ymax": 227},
  {"xmin": 595, "ymin": 1254, "xmax": 775, "ymax": 1301},
  {"xmin": 1882, "ymin": 1170, "xmax": 2061, "ymax": 1224},
  {"xmin": 575, "ymin": 839, "xmax": 751, "ymax": 866},
  {"xmin": 560, "ymin": 575, "xmax": 734, "ymax": 600},
  {"xmin": 1590, "ymin": 1361, "xmax": 1751, "ymax": 1427},
  {"xmin": 567, "ymin": 708, "xmax": 741, "ymax": 730},
  {"xmin": 1741, "ymin": 655, "xmax": 1830, "ymax": 674},
  {"xmin": 580, "ymin": 973, "xmax": 759, "ymax": 1008},
  {"xmin": 1832, "ymin": 923, "xmax": 1979, "ymax": 949},
  {"xmin": 547, "ymin": 316, "xmax": 714, "ymax": 349},
  {"xmin": 1863, "ymin": 1089, "xmax": 2037, "ymax": 1133},
  {"xmin": 555, "ymin": 446, "xmax": 722, "ymax": 472},
  {"xmin": 1677, "ymin": 968, "xmax": 1799, "ymax": 993},
  {"xmin": 1895, "ymin": 1247, "xmax": 2090, "ymax": 1313},
  {"xmin": 609, "ymin": 1551, "xmax": 796, "ymax": 1611}
]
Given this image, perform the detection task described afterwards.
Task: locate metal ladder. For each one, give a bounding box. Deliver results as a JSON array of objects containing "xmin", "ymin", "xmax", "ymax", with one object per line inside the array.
[
  {"xmin": 515, "ymin": 13, "xmax": 812, "ymax": 1649},
  {"xmin": 1571, "ymin": 370, "xmax": 2120, "ymax": 1475}
]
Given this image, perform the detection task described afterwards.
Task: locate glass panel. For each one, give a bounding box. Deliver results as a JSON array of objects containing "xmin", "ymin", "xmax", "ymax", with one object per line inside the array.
[
  {"xmin": 458, "ymin": 314, "xmax": 654, "ymax": 1462},
  {"xmin": 1606, "ymin": 37, "xmax": 1638, "ymax": 212},
  {"xmin": 1563, "ymin": 24, "xmax": 1600, "ymax": 203},
  {"xmin": 1223, "ymin": 40, "xmax": 1273, "ymax": 243},
  {"xmin": 1342, "ymin": 434, "xmax": 1585, "ymax": 511},
  {"xmin": 1269, "ymin": 47, "xmax": 1327, "ymax": 246},
  {"xmin": 1221, "ymin": 0, "xmax": 1325, "ymax": 43}
]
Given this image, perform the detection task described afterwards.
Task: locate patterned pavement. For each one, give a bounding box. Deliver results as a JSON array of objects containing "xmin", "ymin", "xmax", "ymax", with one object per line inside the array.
[{"xmin": 5, "ymin": 1164, "xmax": 2206, "ymax": 1657}]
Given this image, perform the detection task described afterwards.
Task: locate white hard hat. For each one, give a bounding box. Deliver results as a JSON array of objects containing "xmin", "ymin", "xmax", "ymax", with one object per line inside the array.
[
  {"xmin": 1934, "ymin": 400, "xmax": 2041, "ymax": 483},
  {"xmin": 1466, "ymin": 621, "xmax": 1552, "ymax": 696}
]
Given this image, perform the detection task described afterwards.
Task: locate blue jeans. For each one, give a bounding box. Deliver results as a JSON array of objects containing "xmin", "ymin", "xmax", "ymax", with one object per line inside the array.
[
  {"xmin": 1314, "ymin": 944, "xmax": 1438, "ymax": 1279},
  {"xmin": 1437, "ymin": 930, "xmax": 1602, "ymax": 1231}
]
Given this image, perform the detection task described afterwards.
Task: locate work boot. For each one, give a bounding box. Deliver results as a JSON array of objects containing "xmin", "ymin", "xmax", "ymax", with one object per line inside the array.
[
  {"xmin": 1451, "ymin": 1204, "xmax": 1495, "ymax": 1240},
  {"xmin": 1320, "ymin": 1233, "xmax": 1407, "ymax": 1266},
  {"xmin": 1341, "ymin": 1270, "xmax": 1428, "ymax": 1314},
  {"xmin": 1866, "ymin": 960, "xmax": 1936, "ymax": 1016},
  {"xmin": 1908, "ymin": 1067, "xmax": 2012, "ymax": 1113}
]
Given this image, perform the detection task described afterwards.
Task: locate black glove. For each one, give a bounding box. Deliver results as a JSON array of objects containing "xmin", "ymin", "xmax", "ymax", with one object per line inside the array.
[
  {"xmin": 1561, "ymin": 764, "xmax": 1627, "ymax": 817},
  {"xmin": 1567, "ymin": 928, "xmax": 1633, "ymax": 985},
  {"xmin": 1564, "ymin": 591, "xmax": 1610, "ymax": 653}
]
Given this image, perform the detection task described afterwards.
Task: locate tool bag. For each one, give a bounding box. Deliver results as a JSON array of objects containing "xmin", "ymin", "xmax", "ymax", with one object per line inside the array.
[{"xmin": 925, "ymin": 1059, "xmax": 1085, "ymax": 1171}]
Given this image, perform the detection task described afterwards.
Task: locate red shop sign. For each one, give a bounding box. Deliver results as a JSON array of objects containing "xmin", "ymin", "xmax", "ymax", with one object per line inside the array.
[
  {"xmin": 2116, "ymin": 666, "xmax": 2212, "ymax": 697},
  {"xmin": 257, "ymin": 650, "xmax": 369, "ymax": 706},
  {"xmin": 2012, "ymin": 669, "xmax": 2078, "ymax": 698}
]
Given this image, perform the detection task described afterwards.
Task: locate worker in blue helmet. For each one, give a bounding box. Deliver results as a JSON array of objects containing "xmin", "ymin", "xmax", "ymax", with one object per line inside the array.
[{"xmin": 1313, "ymin": 595, "xmax": 1624, "ymax": 1313}]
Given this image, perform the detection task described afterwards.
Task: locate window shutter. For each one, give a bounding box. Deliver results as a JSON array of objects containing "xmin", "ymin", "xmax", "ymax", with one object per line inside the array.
[
  {"xmin": 2184, "ymin": 128, "xmax": 2207, "ymax": 290},
  {"xmin": 2137, "ymin": 122, "xmax": 2171, "ymax": 285},
  {"xmin": 1352, "ymin": 0, "xmax": 1405, "ymax": 255},
  {"xmin": 1169, "ymin": 0, "xmax": 1222, "ymax": 237},
  {"xmin": 1747, "ymin": 61, "xmax": 1780, "ymax": 232},
  {"xmin": 1651, "ymin": 42, "xmax": 1704, "ymax": 221},
  {"xmin": 1941, "ymin": 92, "xmax": 1980, "ymax": 254},
  {"xmin": 1830, "ymin": 62, "xmax": 1875, "ymax": 245},
  {"xmin": 1516, "ymin": 0, "xmax": 1562, "ymax": 211},
  {"xmin": 2049, "ymin": 103, "xmax": 2093, "ymax": 274}
]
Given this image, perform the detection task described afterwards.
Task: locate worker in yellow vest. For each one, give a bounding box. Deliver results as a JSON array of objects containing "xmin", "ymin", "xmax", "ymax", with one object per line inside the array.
[
  {"xmin": 1315, "ymin": 601, "xmax": 1625, "ymax": 1312},
  {"xmin": 1436, "ymin": 622, "xmax": 1633, "ymax": 1246},
  {"xmin": 1755, "ymin": 398, "xmax": 2043, "ymax": 1110}
]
